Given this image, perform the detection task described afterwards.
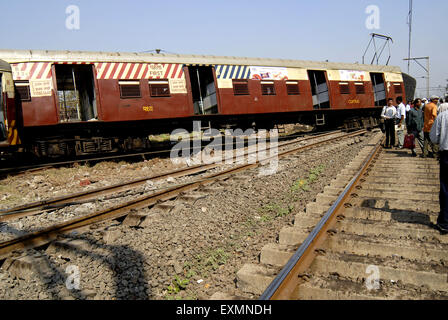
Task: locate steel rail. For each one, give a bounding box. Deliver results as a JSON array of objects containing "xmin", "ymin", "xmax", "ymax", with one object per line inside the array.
[
  {"xmin": 259, "ymin": 137, "xmax": 383, "ymax": 300},
  {"xmin": 0, "ymin": 130, "xmax": 344, "ymax": 220},
  {"xmin": 0, "ymin": 129, "xmax": 334, "ymax": 176},
  {"xmin": 0, "ymin": 130, "xmax": 367, "ymax": 261},
  {"xmin": 0, "ymin": 163, "xmax": 219, "ymax": 221}
]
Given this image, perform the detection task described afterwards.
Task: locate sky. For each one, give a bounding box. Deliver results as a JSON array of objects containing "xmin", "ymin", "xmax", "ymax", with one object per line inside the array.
[{"xmin": 1, "ymin": 0, "xmax": 447, "ymax": 98}]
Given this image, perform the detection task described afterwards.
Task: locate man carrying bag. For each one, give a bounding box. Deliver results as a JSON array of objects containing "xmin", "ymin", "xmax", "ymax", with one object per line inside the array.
[{"xmin": 407, "ymin": 98, "xmax": 424, "ymax": 156}]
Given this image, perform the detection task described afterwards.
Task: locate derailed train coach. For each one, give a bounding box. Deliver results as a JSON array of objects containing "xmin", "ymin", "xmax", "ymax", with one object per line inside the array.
[{"xmin": 0, "ymin": 49, "xmax": 412, "ymax": 157}]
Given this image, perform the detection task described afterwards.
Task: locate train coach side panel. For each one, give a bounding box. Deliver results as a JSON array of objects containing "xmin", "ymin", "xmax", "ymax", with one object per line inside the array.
[
  {"xmin": 326, "ymin": 70, "xmax": 374, "ymax": 110},
  {"xmin": 96, "ymin": 79, "xmax": 193, "ymax": 121},
  {"xmin": 216, "ymin": 65, "xmax": 314, "ymax": 115},
  {"xmin": 20, "ymin": 96, "xmax": 59, "ymax": 126},
  {"xmin": 10, "ymin": 62, "xmax": 59, "ymax": 126},
  {"xmin": 218, "ymin": 80, "xmax": 313, "ymax": 115},
  {"xmin": 384, "ymin": 72, "xmax": 406, "ymax": 102},
  {"xmin": 327, "ymin": 81, "xmax": 375, "ymax": 110}
]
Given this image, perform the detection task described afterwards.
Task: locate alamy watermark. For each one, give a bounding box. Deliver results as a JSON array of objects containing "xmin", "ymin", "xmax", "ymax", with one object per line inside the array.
[
  {"xmin": 170, "ymin": 121, "xmax": 279, "ymax": 176},
  {"xmin": 66, "ymin": 5, "xmax": 80, "ymax": 30},
  {"xmin": 365, "ymin": 265, "xmax": 380, "ymax": 290},
  {"xmin": 365, "ymin": 5, "xmax": 380, "ymax": 30},
  {"xmin": 65, "ymin": 265, "xmax": 80, "ymax": 290}
]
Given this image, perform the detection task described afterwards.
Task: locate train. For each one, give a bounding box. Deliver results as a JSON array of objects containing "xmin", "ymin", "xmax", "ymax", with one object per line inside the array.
[{"xmin": 0, "ymin": 49, "xmax": 415, "ymax": 158}]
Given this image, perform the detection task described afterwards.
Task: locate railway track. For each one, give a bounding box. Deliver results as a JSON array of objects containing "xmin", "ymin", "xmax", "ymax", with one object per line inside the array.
[
  {"xmin": 0, "ymin": 129, "xmax": 367, "ymax": 261},
  {"xmin": 233, "ymin": 131, "xmax": 448, "ymax": 300},
  {"xmin": 0, "ymin": 129, "xmax": 326, "ymax": 177},
  {"xmin": 0, "ymin": 129, "xmax": 347, "ymax": 222}
]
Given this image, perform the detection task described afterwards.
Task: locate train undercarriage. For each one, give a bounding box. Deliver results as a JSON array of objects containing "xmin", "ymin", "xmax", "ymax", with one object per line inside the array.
[{"xmin": 2, "ymin": 107, "xmax": 381, "ymax": 159}]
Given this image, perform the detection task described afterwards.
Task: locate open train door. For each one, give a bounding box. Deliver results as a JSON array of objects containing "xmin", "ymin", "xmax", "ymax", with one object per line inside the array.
[
  {"xmin": 308, "ymin": 70, "xmax": 330, "ymax": 126},
  {"xmin": 186, "ymin": 65, "xmax": 219, "ymax": 115},
  {"xmin": 55, "ymin": 64, "xmax": 98, "ymax": 122},
  {"xmin": 370, "ymin": 72, "xmax": 387, "ymax": 106},
  {"xmin": 307, "ymin": 70, "xmax": 330, "ymax": 109}
]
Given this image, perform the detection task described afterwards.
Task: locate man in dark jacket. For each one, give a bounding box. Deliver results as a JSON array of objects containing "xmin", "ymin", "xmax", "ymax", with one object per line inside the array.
[{"xmin": 407, "ymin": 98, "xmax": 424, "ymax": 157}]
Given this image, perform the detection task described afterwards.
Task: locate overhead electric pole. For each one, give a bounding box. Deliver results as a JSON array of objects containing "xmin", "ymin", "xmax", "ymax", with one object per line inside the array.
[
  {"xmin": 404, "ymin": 57, "xmax": 430, "ymax": 98},
  {"xmin": 407, "ymin": 0, "xmax": 413, "ymax": 74}
]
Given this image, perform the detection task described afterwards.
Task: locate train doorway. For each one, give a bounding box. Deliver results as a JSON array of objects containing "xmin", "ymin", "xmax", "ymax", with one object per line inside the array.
[
  {"xmin": 370, "ymin": 72, "xmax": 387, "ymax": 106},
  {"xmin": 307, "ymin": 70, "xmax": 330, "ymax": 109},
  {"xmin": 187, "ymin": 66, "xmax": 218, "ymax": 115},
  {"xmin": 55, "ymin": 64, "xmax": 98, "ymax": 122}
]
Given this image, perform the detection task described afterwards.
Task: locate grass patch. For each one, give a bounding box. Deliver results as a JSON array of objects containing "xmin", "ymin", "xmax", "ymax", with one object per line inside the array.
[
  {"xmin": 166, "ymin": 276, "xmax": 189, "ymax": 295},
  {"xmin": 259, "ymin": 202, "xmax": 293, "ymax": 218},
  {"xmin": 291, "ymin": 164, "xmax": 326, "ymax": 193},
  {"xmin": 180, "ymin": 247, "xmax": 230, "ymax": 285}
]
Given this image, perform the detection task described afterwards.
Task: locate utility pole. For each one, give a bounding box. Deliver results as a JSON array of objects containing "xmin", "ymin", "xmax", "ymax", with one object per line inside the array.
[
  {"xmin": 403, "ymin": 57, "xmax": 430, "ymax": 98},
  {"xmin": 407, "ymin": 0, "xmax": 413, "ymax": 74}
]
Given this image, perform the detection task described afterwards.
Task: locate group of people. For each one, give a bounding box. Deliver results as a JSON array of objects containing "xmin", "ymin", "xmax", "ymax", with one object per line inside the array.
[
  {"xmin": 381, "ymin": 95, "xmax": 448, "ymax": 157},
  {"xmin": 381, "ymin": 94, "xmax": 448, "ymax": 235}
]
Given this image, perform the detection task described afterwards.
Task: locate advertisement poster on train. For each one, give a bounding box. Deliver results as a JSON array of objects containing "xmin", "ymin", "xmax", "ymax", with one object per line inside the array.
[
  {"xmin": 250, "ymin": 66, "xmax": 288, "ymax": 80},
  {"xmin": 339, "ymin": 70, "xmax": 366, "ymax": 81}
]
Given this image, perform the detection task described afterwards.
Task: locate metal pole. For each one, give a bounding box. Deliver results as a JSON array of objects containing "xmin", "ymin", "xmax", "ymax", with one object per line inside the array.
[
  {"xmin": 196, "ymin": 68, "xmax": 204, "ymax": 114},
  {"xmin": 313, "ymin": 73, "xmax": 320, "ymax": 108},
  {"xmin": 427, "ymin": 57, "xmax": 430, "ymax": 98},
  {"xmin": 371, "ymin": 37, "xmax": 378, "ymax": 65},
  {"xmin": 71, "ymin": 67, "xmax": 80, "ymax": 120},
  {"xmin": 407, "ymin": 0, "xmax": 413, "ymax": 74},
  {"xmin": 62, "ymin": 79, "xmax": 67, "ymax": 121}
]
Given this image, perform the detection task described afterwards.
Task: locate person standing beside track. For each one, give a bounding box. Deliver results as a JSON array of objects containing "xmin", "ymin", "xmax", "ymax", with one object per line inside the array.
[
  {"xmin": 407, "ymin": 98, "xmax": 424, "ymax": 157},
  {"xmin": 437, "ymin": 98, "xmax": 444, "ymax": 114},
  {"xmin": 381, "ymin": 98, "xmax": 397, "ymax": 149},
  {"xmin": 439, "ymin": 99, "xmax": 448, "ymax": 114},
  {"xmin": 430, "ymin": 110, "xmax": 448, "ymax": 234},
  {"xmin": 423, "ymin": 95, "xmax": 440, "ymax": 158},
  {"xmin": 405, "ymin": 100, "xmax": 412, "ymax": 125},
  {"xmin": 395, "ymin": 96, "xmax": 406, "ymax": 148}
]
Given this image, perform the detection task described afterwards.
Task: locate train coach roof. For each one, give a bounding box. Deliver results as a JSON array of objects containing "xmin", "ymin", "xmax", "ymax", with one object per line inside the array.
[
  {"xmin": 0, "ymin": 59, "xmax": 11, "ymax": 72},
  {"xmin": 0, "ymin": 49, "xmax": 402, "ymax": 73}
]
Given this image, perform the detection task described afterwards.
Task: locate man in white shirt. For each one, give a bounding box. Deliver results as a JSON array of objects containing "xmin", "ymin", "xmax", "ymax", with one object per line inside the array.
[
  {"xmin": 381, "ymin": 98, "xmax": 397, "ymax": 148},
  {"xmin": 395, "ymin": 96, "xmax": 406, "ymax": 148},
  {"xmin": 439, "ymin": 101, "xmax": 448, "ymax": 114},
  {"xmin": 430, "ymin": 110, "xmax": 448, "ymax": 234}
]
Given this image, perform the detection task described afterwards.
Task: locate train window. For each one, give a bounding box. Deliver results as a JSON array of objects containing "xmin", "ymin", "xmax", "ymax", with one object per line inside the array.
[
  {"xmin": 339, "ymin": 82, "xmax": 350, "ymax": 94},
  {"xmin": 233, "ymin": 80, "xmax": 249, "ymax": 95},
  {"xmin": 286, "ymin": 81, "xmax": 300, "ymax": 95},
  {"xmin": 393, "ymin": 83, "xmax": 403, "ymax": 94},
  {"xmin": 14, "ymin": 81, "xmax": 31, "ymax": 101},
  {"xmin": 355, "ymin": 82, "xmax": 365, "ymax": 94},
  {"xmin": 119, "ymin": 80, "xmax": 141, "ymax": 98},
  {"xmin": 149, "ymin": 80, "xmax": 170, "ymax": 97},
  {"xmin": 261, "ymin": 81, "xmax": 276, "ymax": 95}
]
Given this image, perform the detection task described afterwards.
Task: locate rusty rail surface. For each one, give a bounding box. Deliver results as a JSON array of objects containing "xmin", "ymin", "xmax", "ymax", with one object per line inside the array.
[{"xmin": 259, "ymin": 137, "xmax": 383, "ymax": 300}]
